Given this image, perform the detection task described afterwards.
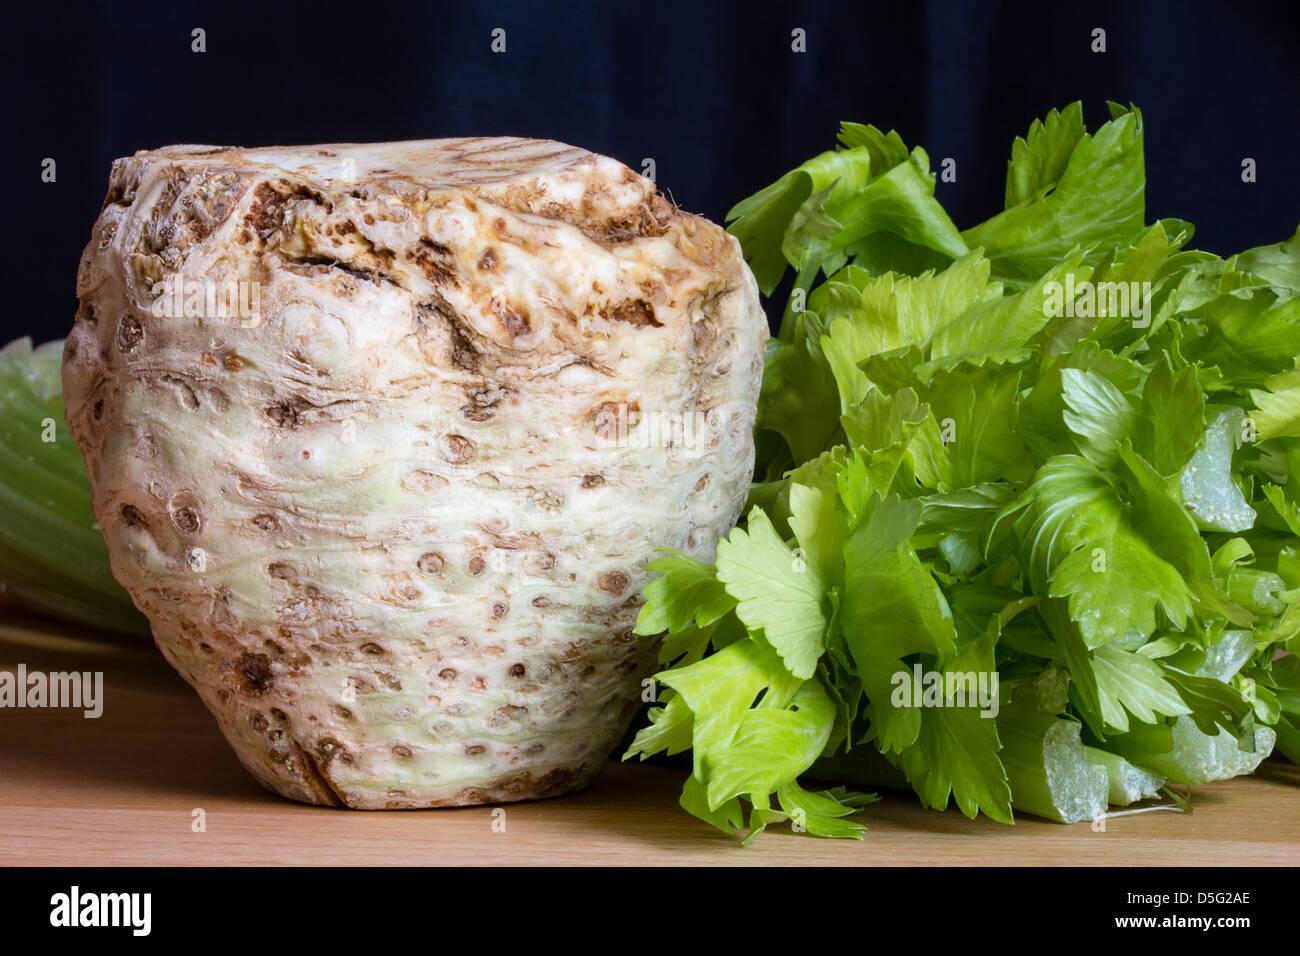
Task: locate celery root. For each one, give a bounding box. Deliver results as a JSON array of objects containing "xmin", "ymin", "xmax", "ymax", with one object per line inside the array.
[{"xmin": 63, "ymin": 139, "xmax": 766, "ymax": 808}]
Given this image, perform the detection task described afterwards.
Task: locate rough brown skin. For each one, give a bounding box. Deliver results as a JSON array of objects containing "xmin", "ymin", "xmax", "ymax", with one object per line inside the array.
[{"xmin": 63, "ymin": 138, "xmax": 766, "ymax": 808}]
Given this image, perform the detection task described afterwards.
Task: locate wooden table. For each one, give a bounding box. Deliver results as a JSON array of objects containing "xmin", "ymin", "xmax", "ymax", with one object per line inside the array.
[{"xmin": 2, "ymin": 610, "xmax": 1297, "ymax": 866}]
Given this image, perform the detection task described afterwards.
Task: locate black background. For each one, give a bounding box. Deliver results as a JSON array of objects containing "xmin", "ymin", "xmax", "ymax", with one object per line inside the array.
[{"xmin": 6, "ymin": 0, "xmax": 1299, "ymax": 345}]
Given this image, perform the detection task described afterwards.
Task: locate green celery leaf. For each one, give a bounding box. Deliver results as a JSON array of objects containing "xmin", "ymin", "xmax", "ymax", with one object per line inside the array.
[
  {"xmin": 635, "ymin": 551, "xmax": 736, "ymax": 636},
  {"xmin": 923, "ymin": 363, "xmax": 1033, "ymax": 487},
  {"xmin": 1092, "ymin": 644, "xmax": 1192, "ymax": 732},
  {"xmin": 836, "ymin": 122, "xmax": 910, "ymax": 168},
  {"xmin": 1009, "ymin": 455, "xmax": 1194, "ymax": 646},
  {"xmin": 776, "ymin": 781, "xmax": 876, "ymax": 839},
  {"xmin": 1079, "ymin": 222, "xmax": 1192, "ymax": 346},
  {"xmin": 797, "ymin": 147, "xmax": 970, "ymax": 280},
  {"xmin": 1261, "ymin": 483, "xmax": 1300, "ymax": 538},
  {"xmin": 701, "ymin": 678, "xmax": 837, "ymax": 809},
  {"xmin": 624, "ymin": 692, "xmax": 695, "ymax": 760},
  {"xmin": 897, "ymin": 629, "xmax": 1014, "ymax": 822},
  {"xmin": 726, "ymin": 146, "xmax": 874, "ymax": 295},
  {"xmin": 656, "ymin": 636, "xmax": 801, "ymax": 778},
  {"xmin": 1161, "ymin": 666, "xmax": 1255, "ymax": 737},
  {"xmin": 1018, "ymin": 341, "xmax": 1145, "ymax": 465},
  {"xmin": 755, "ymin": 315, "xmax": 842, "ymax": 465},
  {"xmin": 781, "ymin": 182, "xmax": 843, "ymax": 272},
  {"xmin": 918, "ymin": 483, "xmax": 1018, "ymax": 538},
  {"xmin": 1234, "ymin": 224, "xmax": 1300, "ymax": 292},
  {"xmin": 839, "ymin": 387, "xmax": 930, "ymax": 494},
  {"xmin": 679, "ymin": 774, "xmax": 745, "ymax": 834},
  {"xmin": 840, "ymin": 495, "xmax": 957, "ymax": 752},
  {"xmin": 1060, "ymin": 366, "xmax": 1136, "ymax": 468},
  {"xmin": 1134, "ymin": 354, "xmax": 1205, "ymax": 476},
  {"xmin": 1182, "ymin": 287, "xmax": 1300, "ymax": 386},
  {"xmin": 945, "ymin": 583, "xmax": 1033, "ymax": 650},
  {"xmin": 963, "ymin": 107, "xmax": 1147, "ymax": 284},
  {"xmin": 851, "ymin": 233, "xmax": 956, "ymax": 277},
  {"xmin": 788, "ymin": 479, "xmax": 848, "ymax": 584},
  {"xmin": 657, "ymin": 621, "xmax": 715, "ymax": 667},
  {"xmin": 899, "ymin": 702, "xmax": 1014, "ymax": 822},
  {"xmin": 1249, "ymin": 368, "xmax": 1300, "ymax": 441},
  {"xmin": 1004, "ymin": 102, "xmax": 1088, "ymax": 208},
  {"xmin": 1118, "ymin": 442, "xmax": 1250, "ymax": 626},
  {"xmin": 819, "ymin": 252, "xmax": 999, "ymax": 408},
  {"xmin": 715, "ymin": 508, "xmax": 828, "ymax": 679},
  {"xmin": 929, "ymin": 254, "xmax": 1085, "ymax": 358},
  {"xmin": 918, "ymin": 484, "xmax": 1018, "ymax": 576}
]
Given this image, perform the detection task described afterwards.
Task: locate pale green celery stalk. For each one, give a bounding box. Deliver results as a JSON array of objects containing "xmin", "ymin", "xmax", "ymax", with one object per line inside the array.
[
  {"xmin": 1110, "ymin": 716, "xmax": 1277, "ymax": 786},
  {"xmin": 1083, "ymin": 746, "xmax": 1164, "ymax": 806},
  {"xmin": 0, "ymin": 338, "xmax": 149, "ymax": 638},
  {"xmin": 999, "ymin": 714, "xmax": 1108, "ymax": 823}
]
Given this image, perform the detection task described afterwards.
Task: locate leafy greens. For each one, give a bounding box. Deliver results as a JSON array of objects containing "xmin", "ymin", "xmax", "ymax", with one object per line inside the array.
[{"xmin": 626, "ymin": 103, "xmax": 1300, "ymax": 841}]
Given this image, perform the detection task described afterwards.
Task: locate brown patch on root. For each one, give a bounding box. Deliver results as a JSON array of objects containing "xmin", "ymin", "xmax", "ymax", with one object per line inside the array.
[
  {"xmin": 501, "ymin": 188, "xmax": 675, "ymax": 247},
  {"xmin": 414, "ymin": 295, "xmax": 487, "ymax": 374},
  {"xmin": 608, "ymin": 298, "xmax": 661, "ymax": 328},
  {"xmin": 245, "ymin": 180, "xmax": 327, "ymax": 239},
  {"xmin": 462, "ymin": 384, "xmax": 507, "ymax": 422},
  {"xmin": 598, "ymin": 570, "xmax": 630, "ymax": 595},
  {"xmin": 488, "ymin": 297, "xmax": 530, "ymax": 338},
  {"xmin": 225, "ymin": 652, "xmax": 274, "ymax": 697},
  {"xmin": 263, "ymin": 394, "xmax": 358, "ymax": 429},
  {"xmin": 289, "ymin": 253, "xmax": 391, "ymax": 287},
  {"xmin": 599, "ymin": 195, "xmax": 674, "ymax": 243},
  {"xmin": 120, "ymin": 504, "xmax": 149, "ymax": 529},
  {"xmin": 417, "ymin": 552, "xmax": 445, "ymax": 573},
  {"xmin": 116, "ymin": 315, "xmax": 144, "ymax": 352},
  {"xmin": 407, "ymin": 238, "xmax": 458, "ymax": 287},
  {"xmin": 447, "ymin": 321, "xmax": 480, "ymax": 371}
]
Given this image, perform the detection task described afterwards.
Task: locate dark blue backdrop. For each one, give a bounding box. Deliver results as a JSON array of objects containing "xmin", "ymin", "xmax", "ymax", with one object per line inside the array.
[{"xmin": 8, "ymin": 0, "xmax": 1298, "ymax": 343}]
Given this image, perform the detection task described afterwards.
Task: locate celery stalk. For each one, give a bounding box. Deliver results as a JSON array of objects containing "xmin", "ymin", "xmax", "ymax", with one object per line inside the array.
[
  {"xmin": 0, "ymin": 338, "xmax": 149, "ymax": 638},
  {"xmin": 1109, "ymin": 716, "xmax": 1277, "ymax": 785},
  {"xmin": 1083, "ymin": 746, "xmax": 1164, "ymax": 806},
  {"xmin": 999, "ymin": 714, "xmax": 1108, "ymax": 823}
]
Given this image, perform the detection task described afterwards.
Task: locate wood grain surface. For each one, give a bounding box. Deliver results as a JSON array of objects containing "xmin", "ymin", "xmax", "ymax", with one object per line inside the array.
[{"xmin": 1, "ymin": 609, "xmax": 1296, "ymax": 866}]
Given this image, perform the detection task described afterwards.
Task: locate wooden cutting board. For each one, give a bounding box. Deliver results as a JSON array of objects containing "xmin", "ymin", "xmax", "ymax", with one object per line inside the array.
[{"xmin": 1, "ymin": 609, "xmax": 1296, "ymax": 866}]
